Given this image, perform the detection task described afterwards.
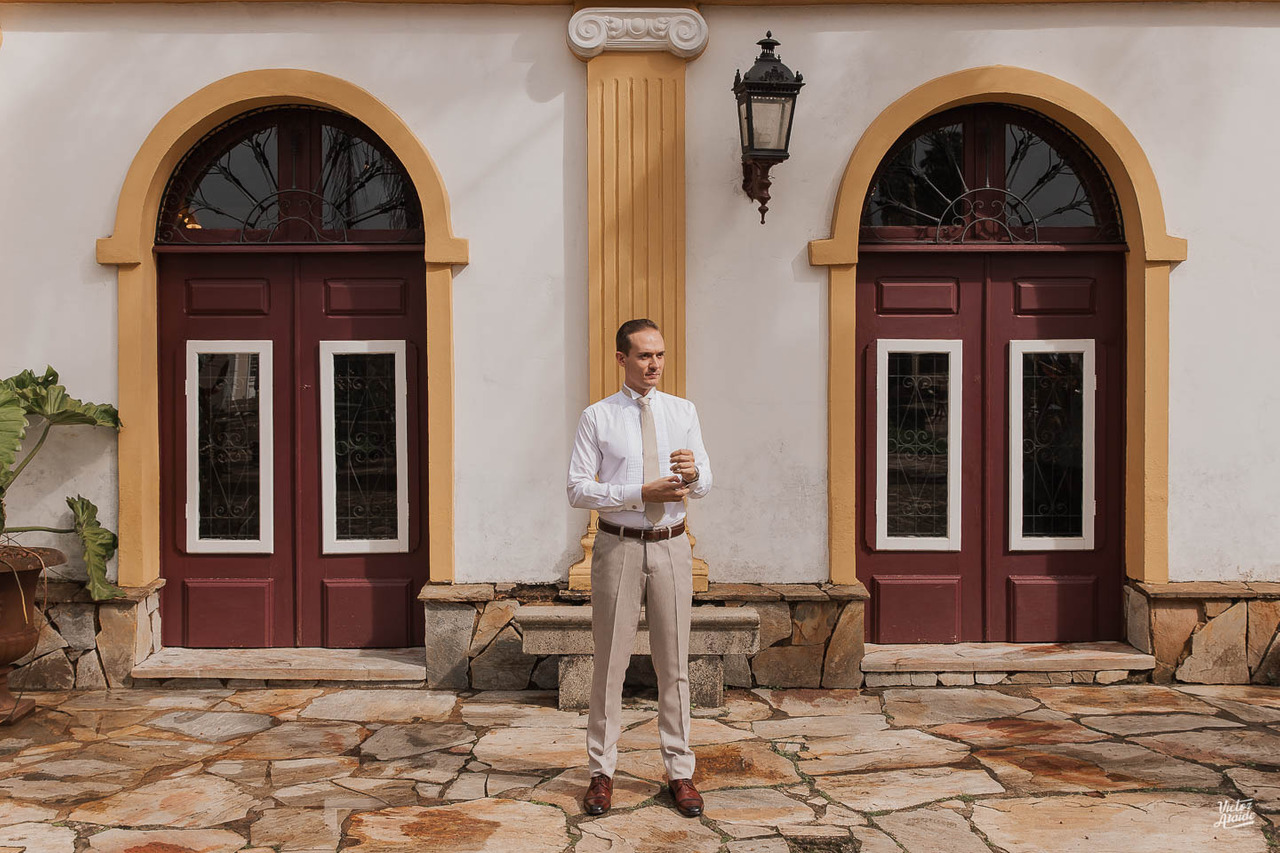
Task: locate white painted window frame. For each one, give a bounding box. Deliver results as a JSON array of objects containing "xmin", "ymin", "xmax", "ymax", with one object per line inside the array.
[
  {"xmin": 876, "ymin": 339, "xmax": 963, "ymax": 551},
  {"xmin": 1008, "ymin": 339, "xmax": 1096, "ymax": 551},
  {"xmin": 319, "ymin": 340, "xmax": 409, "ymax": 554},
  {"xmin": 185, "ymin": 340, "xmax": 274, "ymax": 554}
]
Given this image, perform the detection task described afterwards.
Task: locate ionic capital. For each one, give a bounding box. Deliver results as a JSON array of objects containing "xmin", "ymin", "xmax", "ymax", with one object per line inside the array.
[{"xmin": 567, "ymin": 8, "xmax": 709, "ymax": 60}]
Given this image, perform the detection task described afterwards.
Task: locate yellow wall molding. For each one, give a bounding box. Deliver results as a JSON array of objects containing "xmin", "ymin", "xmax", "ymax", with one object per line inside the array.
[
  {"xmin": 97, "ymin": 68, "xmax": 465, "ymax": 587},
  {"xmin": 585, "ymin": 51, "xmax": 688, "ymax": 405},
  {"xmin": 809, "ymin": 65, "xmax": 1184, "ymax": 586},
  {"xmin": 569, "ymin": 48, "xmax": 709, "ymax": 591}
]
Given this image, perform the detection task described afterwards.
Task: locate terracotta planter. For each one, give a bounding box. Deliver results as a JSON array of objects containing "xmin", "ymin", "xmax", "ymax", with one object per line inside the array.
[{"xmin": 0, "ymin": 545, "xmax": 65, "ymax": 724}]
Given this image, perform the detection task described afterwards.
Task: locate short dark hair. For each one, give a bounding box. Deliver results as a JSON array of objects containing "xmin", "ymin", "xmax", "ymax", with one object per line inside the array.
[{"xmin": 616, "ymin": 318, "xmax": 661, "ymax": 355}]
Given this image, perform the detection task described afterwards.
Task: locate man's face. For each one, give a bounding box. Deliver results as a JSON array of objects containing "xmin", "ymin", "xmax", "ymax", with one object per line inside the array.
[{"xmin": 617, "ymin": 328, "xmax": 664, "ymax": 392}]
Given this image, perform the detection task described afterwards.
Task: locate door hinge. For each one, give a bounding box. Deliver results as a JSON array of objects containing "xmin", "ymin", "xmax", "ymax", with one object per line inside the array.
[
  {"xmin": 1091, "ymin": 499, "xmax": 1098, "ymax": 517},
  {"xmin": 184, "ymin": 502, "xmax": 190, "ymax": 520}
]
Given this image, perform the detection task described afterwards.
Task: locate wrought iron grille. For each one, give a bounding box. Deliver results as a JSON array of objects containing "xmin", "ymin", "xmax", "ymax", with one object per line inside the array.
[
  {"xmin": 1021, "ymin": 352, "xmax": 1085, "ymax": 537},
  {"xmin": 158, "ymin": 106, "xmax": 424, "ymax": 245},
  {"xmin": 886, "ymin": 352, "xmax": 950, "ymax": 538},
  {"xmin": 332, "ymin": 353, "xmax": 399, "ymax": 541},
  {"xmin": 862, "ymin": 105, "xmax": 1123, "ymax": 245},
  {"xmin": 196, "ymin": 352, "xmax": 262, "ymax": 540}
]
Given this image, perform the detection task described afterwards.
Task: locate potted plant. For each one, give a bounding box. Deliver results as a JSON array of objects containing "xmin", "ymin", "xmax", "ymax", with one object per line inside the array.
[{"xmin": 0, "ymin": 367, "xmax": 122, "ymax": 722}]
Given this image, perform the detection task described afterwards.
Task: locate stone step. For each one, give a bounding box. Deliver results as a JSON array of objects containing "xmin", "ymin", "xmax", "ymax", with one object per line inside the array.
[
  {"xmin": 515, "ymin": 605, "xmax": 760, "ymax": 655},
  {"xmin": 862, "ymin": 641, "xmax": 1155, "ymax": 687},
  {"xmin": 131, "ymin": 647, "xmax": 426, "ymax": 686}
]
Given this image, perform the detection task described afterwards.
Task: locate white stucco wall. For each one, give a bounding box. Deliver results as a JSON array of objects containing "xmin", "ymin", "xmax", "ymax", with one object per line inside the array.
[
  {"xmin": 0, "ymin": 3, "xmax": 587, "ymax": 582},
  {"xmin": 2, "ymin": 3, "xmax": 1278, "ymax": 586},
  {"xmin": 685, "ymin": 4, "xmax": 1280, "ymax": 582}
]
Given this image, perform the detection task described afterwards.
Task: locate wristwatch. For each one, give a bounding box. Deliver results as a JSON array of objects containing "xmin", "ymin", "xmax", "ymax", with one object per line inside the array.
[{"xmin": 682, "ymin": 468, "xmax": 699, "ymax": 484}]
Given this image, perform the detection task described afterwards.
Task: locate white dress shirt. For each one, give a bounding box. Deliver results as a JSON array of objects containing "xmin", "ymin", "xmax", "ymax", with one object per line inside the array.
[{"xmin": 567, "ymin": 385, "xmax": 712, "ymax": 528}]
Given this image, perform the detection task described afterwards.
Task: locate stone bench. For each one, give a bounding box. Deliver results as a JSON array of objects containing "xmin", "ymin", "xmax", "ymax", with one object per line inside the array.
[{"xmin": 515, "ymin": 605, "xmax": 760, "ymax": 710}]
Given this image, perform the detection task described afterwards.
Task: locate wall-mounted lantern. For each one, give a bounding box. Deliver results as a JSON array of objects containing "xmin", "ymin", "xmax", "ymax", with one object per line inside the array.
[{"xmin": 733, "ymin": 32, "xmax": 804, "ymax": 223}]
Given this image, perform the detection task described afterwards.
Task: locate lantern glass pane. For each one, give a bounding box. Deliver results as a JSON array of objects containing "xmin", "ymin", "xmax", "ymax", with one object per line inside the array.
[
  {"xmin": 750, "ymin": 96, "xmax": 792, "ymax": 151},
  {"xmin": 739, "ymin": 100, "xmax": 751, "ymax": 150}
]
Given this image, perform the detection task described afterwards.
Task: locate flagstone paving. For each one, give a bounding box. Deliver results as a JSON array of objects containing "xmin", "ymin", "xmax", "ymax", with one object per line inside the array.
[
  {"xmin": 1077, "ymin": 712, "xmax": 1246, "ymax": 735},
  {"xmin": 1229, "ymin": 768, "xmax": 1280, "ymax": 813},
  {"xmin": 297, "ymin": 689, "xmax": 456, "ymax": 723},
  {"xmin": 797, "ymin": 728, "xmax": 972, "ymax": 775},
  {"xmin": 617, "ymin": 717, "xmax": 753, "ymax": 750},
  {"xmin": 875, "ymin": 805, "xmax": 995, "ymax": 853},
  {"xmin": 882, "ymin": 687, "xmax": 1041, "ymax": 726},
  {"xmin": 2, "ymin": 684, "xmax": 1279, "ymax": 852},
  {"xmin": 1133, "ymin": 727, "xmax": 1280, "ymax": 767},
  {"xmin": 970, "ymin": 792, "xmax": 1270, "ymax": 852},
  {"xmin": 87, "ymin": 829, "xmax": 248, "ymax": 853},
  {"xmin": 973, "ymin": 741, "xmax": 1221, "ymax": 794},
  {"xmin": 930, "ymin": 715, "xmax": 1108, "ymax": 747},
  {"xmin": 1177, "ymin": 685, "xmax": 1280, "ymax": 723}
]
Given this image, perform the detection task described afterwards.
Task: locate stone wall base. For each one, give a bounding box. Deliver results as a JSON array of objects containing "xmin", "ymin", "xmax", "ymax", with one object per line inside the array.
[
  {"xmin": 11, "ymin": 580, "xmax": 163, "ymax": 690},
  {"xmin": 420, "ymin": 582, "xmax": 869, "ymax": 692},
  {"xmin": 1128, "ymin": 580, "xmax": 1280, "ymax": 684},
  {"xmin": 865, "ymin": 670, "xmax": 1148, "ymax": 687}
]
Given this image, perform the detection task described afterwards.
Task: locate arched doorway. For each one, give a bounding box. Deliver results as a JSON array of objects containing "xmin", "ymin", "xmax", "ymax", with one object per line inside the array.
[
  {"xmin": 855, "ymin": 104, "xmax": 1125, "ymax": 643},
  {"xmin": 155, "ymin": 106, "xmax": 429, "ymax": 648}
]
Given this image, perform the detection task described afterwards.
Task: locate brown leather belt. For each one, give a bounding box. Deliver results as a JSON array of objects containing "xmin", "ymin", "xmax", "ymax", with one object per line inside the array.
[{"xmin": 598, "ymin": 518, "xmax": 686, "ymax": 542}]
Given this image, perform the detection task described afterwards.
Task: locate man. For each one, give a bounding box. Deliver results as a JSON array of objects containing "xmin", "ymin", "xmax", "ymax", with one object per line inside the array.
[{"xmin": 566, "ymin": 318, "xmax": 712, "ymax": 818}]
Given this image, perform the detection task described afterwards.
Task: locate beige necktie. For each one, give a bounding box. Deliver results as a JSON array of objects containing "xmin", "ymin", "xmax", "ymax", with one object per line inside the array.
[{"xmin": 638, "ymin": 395, "xmax": 664, "ymax": 524}]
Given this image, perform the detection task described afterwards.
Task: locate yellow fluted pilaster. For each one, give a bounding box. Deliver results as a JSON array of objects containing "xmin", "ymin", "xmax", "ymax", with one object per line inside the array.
[{"xmin": 567, "ymin": 11, "xmax": 708, "ymax": 591}]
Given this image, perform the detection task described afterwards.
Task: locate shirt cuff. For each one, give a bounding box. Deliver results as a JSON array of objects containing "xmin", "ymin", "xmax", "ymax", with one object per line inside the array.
[
  {"xmin": 623, "ymin": 484, "xmax": 644, "ymax": 512},
  {"xmin": 687, "ymin": 465, "xmax": 709, "ymax": 498}
]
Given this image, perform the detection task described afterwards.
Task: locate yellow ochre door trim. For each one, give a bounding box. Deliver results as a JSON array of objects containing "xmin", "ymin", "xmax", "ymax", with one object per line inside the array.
[
  {"xmin": 809, "ymin": 65, "xmax": 1185, "ymax": 587},
  {"xmin": 97, "ymin": 68, "xmax": 467, "ymax": 588}
]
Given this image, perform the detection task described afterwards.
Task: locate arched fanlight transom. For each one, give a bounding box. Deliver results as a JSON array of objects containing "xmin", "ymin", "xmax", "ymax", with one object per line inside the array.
[
  {"xmin": 862, "ymin": 105, "xmax": 1122, "ymax": 245},
  {"xmin": 158, "ymin": 107, "xmax": 423, "ymax": 245}
]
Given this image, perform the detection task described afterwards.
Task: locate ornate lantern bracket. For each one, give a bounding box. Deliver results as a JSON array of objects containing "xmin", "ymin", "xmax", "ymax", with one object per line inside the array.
[{"xmin": 733, "ymin": 32, "xmax": 804, "ymax": 223}]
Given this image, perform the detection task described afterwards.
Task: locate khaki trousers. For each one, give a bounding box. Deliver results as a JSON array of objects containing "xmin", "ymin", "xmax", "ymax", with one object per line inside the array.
[{"xmin": 586, "ymin": 529, "xmax": 695, "ymax": 780}]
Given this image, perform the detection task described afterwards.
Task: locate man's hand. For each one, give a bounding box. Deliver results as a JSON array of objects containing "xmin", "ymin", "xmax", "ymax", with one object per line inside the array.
[
  {"xmin": 642, "ymin": 475, "xmax": 690, "ymax": 503},
  {"xmin": 670, "ymin": 449, "xmax": 698, "ymax": 484}
]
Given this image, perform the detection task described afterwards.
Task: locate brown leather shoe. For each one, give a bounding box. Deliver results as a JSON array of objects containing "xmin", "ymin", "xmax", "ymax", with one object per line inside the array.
[
  {"xmin": 669, "ymin": 778, "xmax": 703, "ymax": 817},
  {"xmin": 584, "ymin": 774, "xmax": 612, "ymax": 815}
]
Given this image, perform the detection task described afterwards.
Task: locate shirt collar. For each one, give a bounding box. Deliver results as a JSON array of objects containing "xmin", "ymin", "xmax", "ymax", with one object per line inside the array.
[{"xmin": 622, "ymin": 384, "xmax": 657, "ymax": 405}]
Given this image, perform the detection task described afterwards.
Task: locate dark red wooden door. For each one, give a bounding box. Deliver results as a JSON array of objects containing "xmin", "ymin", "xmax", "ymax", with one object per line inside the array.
[
  {"xmin": 294, "ymin": 253, "xmax": 428, "ymax": 648},
  {"xmin": 856, "ymin": 250, "xmax": 1124, "ymax": 642},
  {"xmin": 159, "ymin": 250, "xmax": 428, "ymax": 648}
]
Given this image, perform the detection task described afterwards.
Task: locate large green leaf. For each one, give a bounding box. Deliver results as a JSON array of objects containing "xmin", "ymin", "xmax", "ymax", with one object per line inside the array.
[
  {"xmin": 0, "ymin": 384, "xmax": 30, "ymax": 530},
  {"xmin": 66, "ymin": 496, "xmax": 124, "ymax": 601},
  {"xmin": 6, "ymin": 366, "xmax": 58, "ymax": 393},
  {"xmin": 5, "ymin": 366, "xmax": 120, "ymax": 430}
]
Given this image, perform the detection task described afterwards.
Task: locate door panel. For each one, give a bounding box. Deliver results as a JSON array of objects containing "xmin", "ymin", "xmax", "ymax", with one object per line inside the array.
[
  {"xmin": 184, "ymin": 278, "xmax": 272, "ymax": 315},
  {"xmin": 295, "ymin": 254, "xmax": 428, "ymax": 648},
  {"xmin": 872, "ymin": 575, "xmax": 964, "ymax": 644},
  {"xmin": 159, "ymin": 255, "xmax": 295, "ymax": 647},
  {"xmin": 856, "ymin": 251, "xmax": 1123, "ymax": 643},
  {"xmin": 857, "ymin": 255, "xmax": 985, "ymax": 643},
  {"xmin": 985, "ymin": 254, "xmax": 1124, "ymax": 642},
  {"xmin": 159, "ymin": 251, "xmax": 428, "ymax": 648},
  {"xmin": 322, "ymin": 578, "xmax": 415, "ymax": 648},
  {"xmin": 1007, "ymin": 575, "xmax": 1097, "ymax": 642},
  {"xmin": 183, "ymin": 578, "xmax": 276, "ymax": 647}
]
